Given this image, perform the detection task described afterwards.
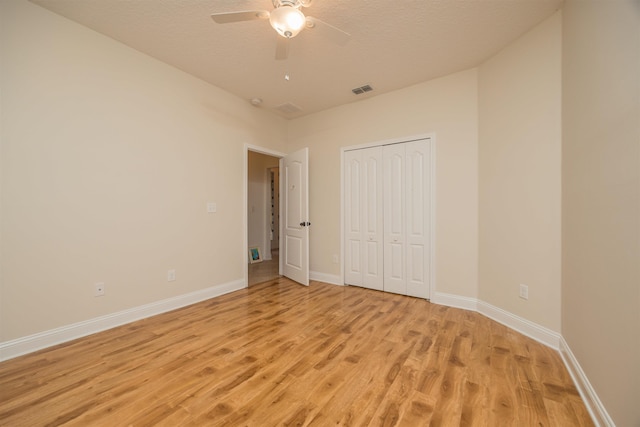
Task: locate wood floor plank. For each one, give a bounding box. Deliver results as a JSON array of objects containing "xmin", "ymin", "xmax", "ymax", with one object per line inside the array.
[{"xmin": 0, "ymin": 278, "xmax": 594, "ymax": 426}]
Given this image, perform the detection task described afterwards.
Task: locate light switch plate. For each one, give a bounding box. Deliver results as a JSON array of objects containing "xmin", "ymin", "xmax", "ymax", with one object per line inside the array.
[{"xmin": 519, "ymin": 284, "xmax": 528, "ymax": 300}]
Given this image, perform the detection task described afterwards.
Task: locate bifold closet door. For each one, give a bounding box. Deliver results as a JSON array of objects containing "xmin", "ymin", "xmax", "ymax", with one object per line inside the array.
[
  {"xmin": 383, "ymin": 143, "xmax": 406, "ymax": 294},
  {"xmin": 344, "ymin": 147, "xmax": 383, "ymax": 290},
  {"xmin": 362, "ymin": 147, "xmax": 383, "ymax": 290},
  {"xmin": 383, "ymin": 140, "xmax": 430, "ymax": 298},
  {"xmin": 345, "ymin": 139, "xmax": 430, "ymax": 298},
  {"xmin": 405, "ymin": 140, "xmax": 430, "ymax": 299},
  {"xmin": 344, "ymin": 150, "xmax": 363, "ymax": 286}
]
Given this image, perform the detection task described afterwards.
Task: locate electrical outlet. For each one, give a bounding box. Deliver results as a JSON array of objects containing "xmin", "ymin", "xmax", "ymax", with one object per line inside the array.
[
  {"xmin": 167, "ymin": 269, "xmax": 176, "ymax": 282},
  {"xmin": 207, "ymin": 202, "xmax": 217, "ymax": 213},
  {"xmin": 332, "ymin": 254, "xmax": 339, "ymax": 264},
  {"xmin": 94, "ymin": 282, "xmax": 105, "ymax": 297},
  {"xmin": 519, "ymin": 284, "xmax": 528, "ymax": 300}
]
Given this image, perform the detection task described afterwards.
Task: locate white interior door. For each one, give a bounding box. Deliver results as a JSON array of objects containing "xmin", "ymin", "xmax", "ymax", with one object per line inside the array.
[{"xmin": 281, "ymin": 148, "xmax": 309, "ymax": 286}]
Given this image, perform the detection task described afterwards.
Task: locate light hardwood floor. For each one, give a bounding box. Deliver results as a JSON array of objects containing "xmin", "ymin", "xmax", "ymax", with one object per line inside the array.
[
  {"xmin": 0, "ymin": 278, "xmax": 593, "ymax": 426},
  {"xmin": 248, "ymin": 249, "xmax": 280, "ymax": 287}
]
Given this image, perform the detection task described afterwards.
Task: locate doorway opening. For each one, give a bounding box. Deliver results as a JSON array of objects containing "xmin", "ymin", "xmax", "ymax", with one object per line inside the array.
[
  {"xmin": 244, "ymin": 144, "xmax": 310, "ymax": 288},
  {"xmin": 246, "ymin": 147, "xmax": 284, "ymax": 286}
]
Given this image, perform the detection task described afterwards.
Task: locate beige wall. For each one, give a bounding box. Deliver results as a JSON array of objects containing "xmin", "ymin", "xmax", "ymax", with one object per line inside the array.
[
  {"xmin": 3, "ymin": 2, "xmax": 638, "ymax": 423},
  {"xmin": 478, "ymin": 12, "xmax": 562, "ymax": 332},
  {"xmin": 247, "ymin": 151, "xmax": 279, "ymax": 260},
  {"xmin": 562, "ymin": 1, "xmax": 640, "ymax": 425},
  {"xmin": 0, "ymin": 0, "xmax": 287, "ymax": 340},
  {"xmin": 287, "ymin": 69, "xmax": 479, "ymax": 297}
]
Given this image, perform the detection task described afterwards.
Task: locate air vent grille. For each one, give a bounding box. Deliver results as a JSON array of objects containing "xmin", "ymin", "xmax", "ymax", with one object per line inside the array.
[
  {"xmin": 274, "ymin": 102, "xmax": 303, "ymax": 114},
  {"xmin": 352, "ymin": 84, "xmax": 373, "ymax": 95}
]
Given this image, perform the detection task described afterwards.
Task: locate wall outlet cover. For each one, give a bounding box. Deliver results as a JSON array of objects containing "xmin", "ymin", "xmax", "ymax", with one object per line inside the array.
[{"xmin": 94, "ymin": 282, "xmax": 105, "ymax": 297}]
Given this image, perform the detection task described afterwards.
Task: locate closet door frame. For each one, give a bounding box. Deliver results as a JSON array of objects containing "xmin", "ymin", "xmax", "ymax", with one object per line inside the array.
[{"xmin": 340, "ymin": 134, "xmax": 436, "ymax": 299}]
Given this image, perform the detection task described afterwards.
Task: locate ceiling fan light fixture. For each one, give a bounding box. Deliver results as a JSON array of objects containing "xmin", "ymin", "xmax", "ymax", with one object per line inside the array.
[{"xmin": 269, "ymin": 6, "xmax": 306, "ymax": 38}]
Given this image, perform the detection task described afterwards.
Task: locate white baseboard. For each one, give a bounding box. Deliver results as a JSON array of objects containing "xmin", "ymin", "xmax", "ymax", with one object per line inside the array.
[
  {"xmin": 310, "ymin": 271, "xmax": 343, "ymax": 286},
  {"xmin": 0, "ymin": 279, "xmax": 245, "ymax": 362},
  {"xmin": 559, "ymin": 337, "xmax": 615, "ymax": 427},
  {"xmin": 430, "ymin": 292, "xmax": 560, "ymax": 349},
  {"xmin": 477, "ymin": 300, "xmax": 561, "ymax": 350},
  {"xmin": 431, "ymin": 291, "xmax": 478, "ymax": 311}
]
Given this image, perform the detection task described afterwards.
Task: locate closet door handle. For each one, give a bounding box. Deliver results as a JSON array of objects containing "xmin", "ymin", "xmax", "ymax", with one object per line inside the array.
[{"xmin": 299, "ymin": 222, "xmax": 311, "ymax": 227}]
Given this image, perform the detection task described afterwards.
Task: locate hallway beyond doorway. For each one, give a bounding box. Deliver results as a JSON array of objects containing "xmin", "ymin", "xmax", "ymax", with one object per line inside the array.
[{"xmin": 248, "ymin": 249, "xmax": 280, "ymax": 286}]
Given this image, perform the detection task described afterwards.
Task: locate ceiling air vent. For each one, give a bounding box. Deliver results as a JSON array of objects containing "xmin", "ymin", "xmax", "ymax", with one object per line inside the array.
[
  {"xmin": 352, "ymin": 84, "xmax": 373, "ymax": 95},
  {"xmin": 274, "ymin": 102, "xmax": 303, "ymax": 114}
]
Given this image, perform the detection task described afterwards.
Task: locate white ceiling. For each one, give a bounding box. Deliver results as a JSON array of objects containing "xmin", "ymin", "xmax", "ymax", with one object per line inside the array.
[{"xmin": 29, "ymin": 0, "xmax": 563, "ymax": 119}]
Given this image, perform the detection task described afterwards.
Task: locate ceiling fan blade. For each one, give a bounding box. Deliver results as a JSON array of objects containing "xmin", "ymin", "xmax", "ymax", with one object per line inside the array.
[
  {"xmin": 275, "ymin": 37, "xmax": 289, "ymax": 60},
  {"xmin": 211, "ymin": 10, "xmax": 269, "ymax": 24},
  {"xmin": 305, "ymin": 16, "xmax": 350, "ymax": 46}
]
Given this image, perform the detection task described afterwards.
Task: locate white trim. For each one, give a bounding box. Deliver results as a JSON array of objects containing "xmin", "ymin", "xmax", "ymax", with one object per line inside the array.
[
  {"xmin": 310, "ymin": 271, "xmax": 343, "ymax": 286},
  {"xmin": 244, "ymin": 144, "xmax": 287, "ymax": 158},
  {"xmin": 429, "ymin": 292, "xmax": 560, "ymax": 349},
  {"xmin": 477, "ymin": 300, "xmax": 561, "ymax": 349},
  {"xmin": 342, "ymin": 133, "xmax": 436, "ymax": 153},
  {"xmin": 339, "ymin": 149, "xmax": 345, "ymax": 286},
  {"xmin": 428, "ymin": 137, "xmax": 437, "ymax": 299},
  {"xmin": 0, "ymin": 279, "xmax": 245, "ymax": 362},
  {"xmin": 559, "ymin": 337, "xmax": 615, "ymax": 427},
  {"xmin": 278, "ymin": 157, "xmax": 284, "ymax": 277},
  {"xmin": 430, "ymin": 291, "xmax": 478, "ymax": 311}
]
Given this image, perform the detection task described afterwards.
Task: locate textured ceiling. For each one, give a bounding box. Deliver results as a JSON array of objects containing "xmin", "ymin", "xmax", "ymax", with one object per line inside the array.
[{"xmin": 29, "ymin": 0, "xmax": 563, "ymax": 119}]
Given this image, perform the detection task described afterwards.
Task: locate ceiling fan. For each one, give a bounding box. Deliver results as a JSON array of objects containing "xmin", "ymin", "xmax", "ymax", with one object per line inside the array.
[{"xmin": 211, "ymin": 0, "xmax": 350, "ymax": 60}]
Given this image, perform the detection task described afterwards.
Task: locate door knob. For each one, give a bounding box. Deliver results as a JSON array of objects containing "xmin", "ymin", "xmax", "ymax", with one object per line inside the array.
[{"xmin": 299, "ymin": 221, "xmax": 311, "ymax": 227}]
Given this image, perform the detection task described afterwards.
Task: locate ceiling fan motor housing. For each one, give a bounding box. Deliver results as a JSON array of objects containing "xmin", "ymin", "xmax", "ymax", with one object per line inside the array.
[
  {"xmin": 272, "ymin": 0, "xmax": 310, "ymax": 8},
  {"xmin": 270, "ymin": 1, "xmax": 307, "ymax": 38},
  {"xmin": 211, "ymin": 0, "xmax": 348, "ymax": 59}
]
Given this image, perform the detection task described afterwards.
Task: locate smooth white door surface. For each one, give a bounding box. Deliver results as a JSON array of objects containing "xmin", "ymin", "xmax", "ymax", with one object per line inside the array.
[
  {"xmin": 344, "ymin": 150, "xmax": 363, "ymax": 286},
  {"xmin": 344, "ymin": 147, "xmax": 384, "ymax": 290},
  {"xmin": 383, "ymin": 143, "xmax": 407, "ymax": 295},
  {"xmin": 282, "ymin": 148, "xmax": 309, "ymax": 286},
  {"xmin": 405, "ymin": 141, "xmax": 430, "ymax": 298},
  {"xmin": 362, "ymin": 147, "xmax": 384, "ymax": 290}
]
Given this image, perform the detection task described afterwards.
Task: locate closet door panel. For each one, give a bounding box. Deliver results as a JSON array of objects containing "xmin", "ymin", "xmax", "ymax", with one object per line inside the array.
[
  {"xmin": 408, "ymin": 245, "xmax": 425, "ymax": 281},
  {"xmin": 406, "ymin": 140, "xmax": 430, "ymax": 298},
  {"xmin": 362, "ymin": 147, "xmax": 383, "ymax": 290},
  {"xmin": 383, "ymin": 144, "xmax": 406, "ymax": 295},
  {"xmin": 365, "ymin": 240, "xmax": 381, "ymax": 276},
  {"xmin": 344, "ymin": 151, "xmax": 362, "ymax": 286}
]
